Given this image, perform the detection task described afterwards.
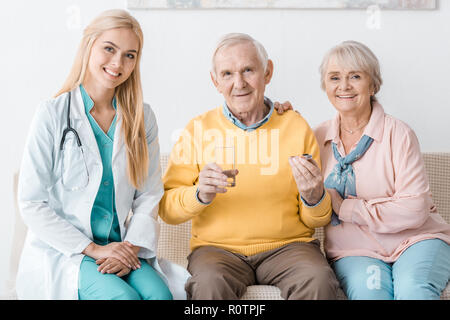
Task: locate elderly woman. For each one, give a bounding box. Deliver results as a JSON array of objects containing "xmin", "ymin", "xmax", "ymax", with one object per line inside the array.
[
  {"xmin": 313, "ymin": 40, "xmax": 450, "ymax": 300},
  {"xmin": 276, "ymin": 40, "xmax": 450, "ymax": 299}
]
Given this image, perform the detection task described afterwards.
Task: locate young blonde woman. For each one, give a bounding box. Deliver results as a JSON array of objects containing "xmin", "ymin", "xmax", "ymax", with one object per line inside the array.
[{"xmin": 16, "ymin": 9, "xmax": 189, "ymax": 300}]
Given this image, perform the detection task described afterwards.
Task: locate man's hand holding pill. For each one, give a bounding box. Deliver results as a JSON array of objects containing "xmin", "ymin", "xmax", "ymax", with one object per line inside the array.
[{"xmin": 288, "ymin": 154, "xmax": 325, "ymax": 206}]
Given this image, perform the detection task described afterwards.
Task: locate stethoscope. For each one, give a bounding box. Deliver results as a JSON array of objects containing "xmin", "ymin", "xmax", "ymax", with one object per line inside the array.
[
  {"xmin": 59, "ymin": 91, "xmax": 82, "ymax": 151},
  {"xmin": 58, "ymin": 91, "xmax": 89, "ymax": 191}
]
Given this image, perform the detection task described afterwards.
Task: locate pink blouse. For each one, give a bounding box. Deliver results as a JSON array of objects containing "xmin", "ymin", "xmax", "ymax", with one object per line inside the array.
[{"xmin": 314, "ymin": 102, "xmax": 450, "ymax": 263}]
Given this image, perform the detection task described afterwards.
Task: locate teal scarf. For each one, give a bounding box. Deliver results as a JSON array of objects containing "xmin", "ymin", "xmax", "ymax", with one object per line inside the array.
[{"xmin": 324, "ymin": 135, "xmax": 374, "ymax": 226}]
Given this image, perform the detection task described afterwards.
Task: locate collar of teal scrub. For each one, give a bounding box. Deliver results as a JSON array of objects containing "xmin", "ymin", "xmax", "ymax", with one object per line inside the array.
[
  {"xmin": 222, "ymin": 96, "xmax": 274, "ymax": 131},
  {"xmin": 79, "ymin": 84, "xmax": 117, "ymax": 113}
]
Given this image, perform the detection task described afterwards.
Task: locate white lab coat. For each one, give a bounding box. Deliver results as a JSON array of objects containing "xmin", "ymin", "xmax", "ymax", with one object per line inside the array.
[{"xmin": 16, "ymin": 86, "xmax": 190, "ymax": 300}]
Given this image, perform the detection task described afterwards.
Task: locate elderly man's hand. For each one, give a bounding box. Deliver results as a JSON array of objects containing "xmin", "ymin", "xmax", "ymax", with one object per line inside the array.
[
  {"xmin": 197, "ymin": 163, "xmax": 238, "ymax": 204},
  {"xmin": 289, "ymin": 155, "xmax": 324, "ymax": 205}
]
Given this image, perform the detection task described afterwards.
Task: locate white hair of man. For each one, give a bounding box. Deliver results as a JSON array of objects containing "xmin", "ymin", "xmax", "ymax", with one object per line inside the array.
[{"xmin": 211, "ymin": 33, "xmax": 269, "ymax": 79}]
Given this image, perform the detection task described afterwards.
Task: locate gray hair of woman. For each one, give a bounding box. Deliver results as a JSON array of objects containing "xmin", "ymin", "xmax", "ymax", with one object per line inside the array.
[{"xmin": 319, "ymin": 40, "xmax": 383, "ymax": 103}]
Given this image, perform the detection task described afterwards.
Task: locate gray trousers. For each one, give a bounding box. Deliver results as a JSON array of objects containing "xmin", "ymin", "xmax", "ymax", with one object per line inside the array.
[{"xmin": 185, "ymin": 241, "xmax": 339, "ymax": 300}]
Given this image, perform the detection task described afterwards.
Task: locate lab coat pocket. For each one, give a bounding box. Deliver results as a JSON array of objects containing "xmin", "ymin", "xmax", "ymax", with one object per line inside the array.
[{"xmin": 61, "ymin": 140, "xmax": 89, "ymax": 191}]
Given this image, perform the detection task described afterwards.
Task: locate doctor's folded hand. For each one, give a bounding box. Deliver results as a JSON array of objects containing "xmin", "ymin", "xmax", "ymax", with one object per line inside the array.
[
  {"xmin": 82, "ymin": 240, "xmax": 141, "ymax": 271},
  {"xmin": 95, "ymin": 257, "xmax": 131, "ymax": 277}
]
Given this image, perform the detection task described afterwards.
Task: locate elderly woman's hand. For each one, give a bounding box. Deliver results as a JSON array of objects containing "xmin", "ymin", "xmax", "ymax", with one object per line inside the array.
[
  {"xmin": 289, "ymin": 155, "xmax": 324, "ymax": 205},
  {"xmin": 274, "ymin": 101, "xmax": 300, "ymax": 115},
  {"xmin": 326, "ymin": 188, "xmax": 344, "ymax": 214}
]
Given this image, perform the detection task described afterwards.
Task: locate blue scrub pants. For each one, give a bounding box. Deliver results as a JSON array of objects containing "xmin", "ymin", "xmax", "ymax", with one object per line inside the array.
[
  {"xmin": 332, "ymin": 239, "xmax": 450, "ymax": 300},
  {"xmin": 78, "ymin": 256, "xmax": 173, "ymax": 300}
]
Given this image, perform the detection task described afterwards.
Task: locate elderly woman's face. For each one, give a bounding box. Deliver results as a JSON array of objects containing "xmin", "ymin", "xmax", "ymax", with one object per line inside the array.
[{"xmin": 324, "ymin": 56, "xmax": 374, "ymax": 115}]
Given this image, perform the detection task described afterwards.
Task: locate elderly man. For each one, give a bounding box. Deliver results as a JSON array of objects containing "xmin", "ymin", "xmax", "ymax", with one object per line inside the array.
[{"xmin": 159, "ymin": 33, "xmax": 339, "ymax": 300}]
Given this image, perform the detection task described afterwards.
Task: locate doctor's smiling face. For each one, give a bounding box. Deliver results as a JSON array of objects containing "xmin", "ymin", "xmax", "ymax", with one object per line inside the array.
[{"xmin": 85, "ymin": 27, "xmax": 140, "ymax": 90}]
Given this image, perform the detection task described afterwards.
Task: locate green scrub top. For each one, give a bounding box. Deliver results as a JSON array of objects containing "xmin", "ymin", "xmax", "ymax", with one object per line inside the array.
[{"xmin": 80, "ymin": 85, "xmax": 121, "ymax": 245}]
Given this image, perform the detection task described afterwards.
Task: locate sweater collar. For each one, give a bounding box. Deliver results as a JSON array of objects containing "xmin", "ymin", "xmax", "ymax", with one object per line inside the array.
[{"xmin": 222, "ymin": 96, "xmax": 274, "ymax": 131}]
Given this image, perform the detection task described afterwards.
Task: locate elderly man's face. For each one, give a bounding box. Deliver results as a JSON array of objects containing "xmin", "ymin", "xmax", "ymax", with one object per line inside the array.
[{"xmin": 211, "ymin": 42, "xmax": 273, "ymax": 116}]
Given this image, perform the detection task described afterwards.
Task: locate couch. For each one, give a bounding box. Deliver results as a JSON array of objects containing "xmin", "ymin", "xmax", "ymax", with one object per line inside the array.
[{"xmin": 4, "ymin": 153, "xmax": 450, "ymax": 299}]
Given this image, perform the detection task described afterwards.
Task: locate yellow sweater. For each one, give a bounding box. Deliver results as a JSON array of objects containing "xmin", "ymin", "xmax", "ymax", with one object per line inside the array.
[{"xmin": 159, "ymin": 107, "xmax": 332, "ymax": 256}]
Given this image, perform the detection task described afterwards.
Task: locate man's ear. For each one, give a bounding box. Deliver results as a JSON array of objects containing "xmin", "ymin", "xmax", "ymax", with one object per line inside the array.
[
  {"xmin": 264, "ymin": 59, "xmax": 274, "ymax": 84},
  {"xmin": 210, "ymin": 71, "xmax": 220, "ymax": 92}
]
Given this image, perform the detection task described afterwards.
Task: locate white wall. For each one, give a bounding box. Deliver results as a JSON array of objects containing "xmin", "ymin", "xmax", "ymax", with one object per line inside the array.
[{"xmin": 1, "ymin": 0, "xmax": 449, "ymax": 296}]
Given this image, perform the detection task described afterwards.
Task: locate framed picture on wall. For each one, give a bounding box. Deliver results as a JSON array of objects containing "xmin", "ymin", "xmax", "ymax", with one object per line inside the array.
[{"xmin": 126, "ymin": 0, "xmax": 437, "ymax": 10}]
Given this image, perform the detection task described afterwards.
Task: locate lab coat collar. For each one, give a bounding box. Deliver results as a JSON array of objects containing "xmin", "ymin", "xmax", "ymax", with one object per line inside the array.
[
  {"xmin": 69, "ymin": 86, "xmax": 88, "ymax": 120},
  {"xmin": 111, "ymin": 116, "xmax": 124, "ymax": 164},
  {"xmin": 68, "ymin": 86, "xmax": 100, "ymax": 161}
]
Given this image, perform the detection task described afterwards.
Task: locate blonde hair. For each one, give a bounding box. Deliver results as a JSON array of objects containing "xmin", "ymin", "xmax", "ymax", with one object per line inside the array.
[
  {"xmin": 56, "ymin": 9, "xmax": 148, "ymax": 190},
  {"xmin": 319, "ymin": 40, "xmax": 383, "ymax": 102},
  {"xmin": 211, "ymin": 33, "xmax": 269, "ymax": 78}
]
